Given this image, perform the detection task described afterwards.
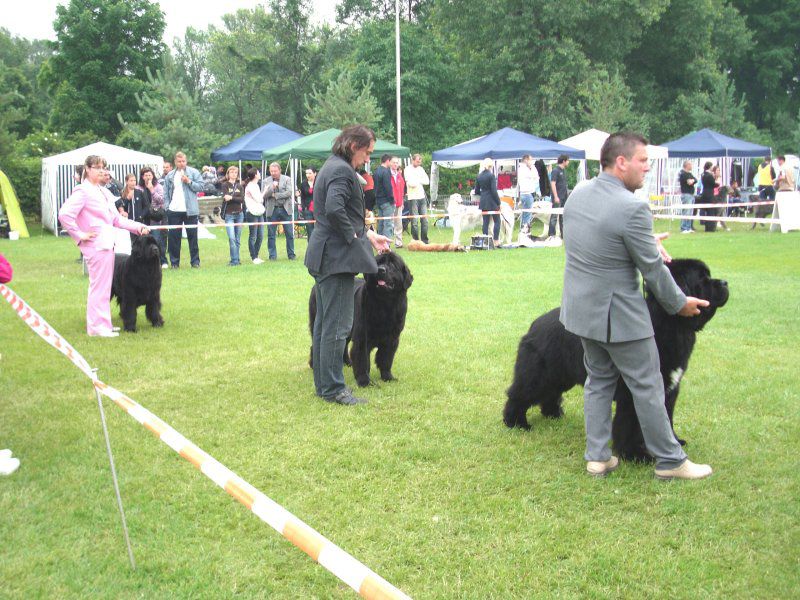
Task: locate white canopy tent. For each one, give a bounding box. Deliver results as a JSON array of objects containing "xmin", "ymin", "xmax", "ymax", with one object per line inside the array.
[
  {"xmin": 41, "ymin": 142, "xmax": 163, "ymax": 234},
  {"xmin": 559, "ymin": 128, "xmax": 669, "ymax": 200}
]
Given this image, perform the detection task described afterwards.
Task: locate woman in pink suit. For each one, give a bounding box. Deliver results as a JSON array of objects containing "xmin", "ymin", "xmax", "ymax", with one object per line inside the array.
[{"xmin": 59, "ymin": 155, "xmax": 149, "ymax": 337}]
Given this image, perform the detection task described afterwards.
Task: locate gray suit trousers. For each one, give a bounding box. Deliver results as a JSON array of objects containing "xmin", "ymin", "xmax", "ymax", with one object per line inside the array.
[{"xmin": 580, "ymin": 336, "xmax": 687, "ymax": 469}]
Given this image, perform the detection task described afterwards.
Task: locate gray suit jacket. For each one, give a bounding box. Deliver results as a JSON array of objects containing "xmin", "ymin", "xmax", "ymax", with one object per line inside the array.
[
  {"xmin": 304, "ymin": 154, "xmax": 377, "ymax": 277},
  {"xmin": 262, "ymin": 174, "xmax": 294, "ymax": 215},
  {"xmin": 560, "ymin": 172, "xmax": 686, "ymax": 343}
]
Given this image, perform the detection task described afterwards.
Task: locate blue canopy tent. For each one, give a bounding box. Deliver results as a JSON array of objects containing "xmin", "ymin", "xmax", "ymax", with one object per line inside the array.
[
  {"xmin": 429, "ymin": 127, "xmax": 585, "ymax": 202},
  {"xmin": 662, "ymin": 128, "xmax": 771, "ymax": 191},
  {"xmin": 210, "ymin": 121, "xmax": 302, "ymax": 163}
]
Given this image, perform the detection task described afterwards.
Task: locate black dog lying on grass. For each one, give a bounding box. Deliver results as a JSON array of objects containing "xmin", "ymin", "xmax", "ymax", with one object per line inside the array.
[
  {"xmin": 503, "ymin": 259, "xmax": 729, "ymax": 462},
  {"xmin": 111, "ymin": 234, "xmax": 164, "ymax": 332},
  {"xmin": 309, "ymin": 252, "xmax": 413, "ymax": 387}
]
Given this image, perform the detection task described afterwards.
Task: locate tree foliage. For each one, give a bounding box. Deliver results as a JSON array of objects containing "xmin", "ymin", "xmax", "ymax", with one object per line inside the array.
[
  {"xmin": 303, "ymin": 71, "xmax": 384, "ymax": 133},
  {"xmin": 117, "ymin": 67, "xmax": 223, "ymax": 166},
  {"xmin": 41, "ymin": 0, "xmax": 166, "ymax": 139}
]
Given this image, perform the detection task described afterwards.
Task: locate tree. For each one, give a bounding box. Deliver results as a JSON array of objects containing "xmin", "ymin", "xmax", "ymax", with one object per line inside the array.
[
  {"xmin": 41, "ymin": 0, "xmax": 166, "ymax": 138},
  {"xmin": 172, "ymin": 27, "xmax": 212, "ymax": 104},
  {"xmin": 0, "ymin": 29, "xmax": 52, "ymax": 140},
  {"xmin": 335, "ymin": 0, "xmax": 430, "ymax": 25},
  {"xmin": 303, "ymin": 71, "xmax": 384, "ymax": 133},
  {"xmin": 117, "ymin": 67, "xmax": 223, "ymax": 166}
]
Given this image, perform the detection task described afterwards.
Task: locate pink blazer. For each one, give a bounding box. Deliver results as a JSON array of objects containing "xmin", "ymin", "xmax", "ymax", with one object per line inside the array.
[
  {"xmin": 0, "ymin": 252, "xmax": 12, "ymax": 283},
  {"xmin": 59, "ymin": 183, "xmax": 142, "ymax": 251}
]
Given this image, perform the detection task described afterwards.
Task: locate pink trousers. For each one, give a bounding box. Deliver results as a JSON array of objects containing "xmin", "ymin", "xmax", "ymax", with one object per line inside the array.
[{"xmin": 83, "ymin": 248, "xmax": 115, "ymax": 335}]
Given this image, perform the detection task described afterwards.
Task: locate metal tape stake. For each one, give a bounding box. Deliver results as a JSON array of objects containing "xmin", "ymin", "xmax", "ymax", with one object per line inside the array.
[{"xmin": 92, "ymin": 369, "xmax": 136, "ymax": 570}]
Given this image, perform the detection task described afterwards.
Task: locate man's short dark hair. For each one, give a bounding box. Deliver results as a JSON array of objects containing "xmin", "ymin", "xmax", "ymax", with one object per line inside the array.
[
  {"xmin": 380, "ymin": 153, "xmax": 392, "ymax": 164},
  {"xmin": 331, "ymin": 125, "xmax": 376, "ymax": 162},
  {"xmin": 778, "ymin": 155, "xmax": 786, "ymax": 162},
  {"xmin": 557, "ymin": 154, "xmax": 569, "ymax": 165},
  {"xmin": 600, "ymin": 132, "xmax": 648, "ymax": 169}
]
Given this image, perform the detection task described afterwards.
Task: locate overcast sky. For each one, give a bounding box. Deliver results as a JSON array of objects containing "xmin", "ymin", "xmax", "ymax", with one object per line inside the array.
[{"xmin": 3, "ymin": 1, "xmax": 337, "ymax": 45}]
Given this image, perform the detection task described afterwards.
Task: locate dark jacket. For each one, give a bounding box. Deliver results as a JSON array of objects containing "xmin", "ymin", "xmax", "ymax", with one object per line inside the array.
[
  {"xmin": 373, "ymin": 164, "xmax": 393, "ymax": 207},
  {"xmin": 299, "ymin": 180, "xmax": 314, "ymax": 211},
  {"xmin": 116, "ymin": 188, "xmax": 150, "ymax": 224},
  {"xmin": 220, "ymin": 180, "xmax": 245, "ymax": 215},
  {"xmin": 304, "ymin": 154, "xmax": 378, "ymax": 277},
  {"xmin": 700, "ymin": 171, "xmax": 716, "ymax": 202},
  {"xmin": 474, "ymin": 169, "xmax": 501, "ymax": 211}
]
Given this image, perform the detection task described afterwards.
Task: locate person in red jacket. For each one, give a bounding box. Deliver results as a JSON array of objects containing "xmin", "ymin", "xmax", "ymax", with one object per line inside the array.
[{"xmin": 389, "ymin": 156, "xmax": 406, "ymax": 247}]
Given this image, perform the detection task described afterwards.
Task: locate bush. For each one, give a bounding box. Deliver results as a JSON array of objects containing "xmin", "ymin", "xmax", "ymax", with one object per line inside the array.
[{"xmin": 3, "ymin": 156, "xmax": 40, "ymax": 217}]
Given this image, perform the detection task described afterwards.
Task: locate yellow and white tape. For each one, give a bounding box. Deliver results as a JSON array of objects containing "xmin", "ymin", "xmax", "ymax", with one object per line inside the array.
[{"xmin": 0, "ymin": 283, "xmax": 411, "ymax": 600}]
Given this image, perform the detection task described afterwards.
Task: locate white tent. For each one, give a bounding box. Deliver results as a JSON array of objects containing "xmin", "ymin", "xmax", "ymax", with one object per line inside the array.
[
  {"xmin": 41, "ymin": 142, "xmax": 163, "ymax": 234},
  {"xmin": 559, "ymin": 129, "xmax": 669, "ymax": 199}
]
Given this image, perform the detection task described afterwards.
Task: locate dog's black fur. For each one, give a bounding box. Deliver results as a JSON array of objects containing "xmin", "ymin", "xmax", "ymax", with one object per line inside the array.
[
  {"xmin": 309, "ymin": 252, "xmax": 413, "ymax": 387},
  {"xmin": 503, "ymin": 259, "xmax": 729, "ymax": 461},
  {"xmin": 111, "ymin": 235, "xmax": 164, "ymax": 332}
]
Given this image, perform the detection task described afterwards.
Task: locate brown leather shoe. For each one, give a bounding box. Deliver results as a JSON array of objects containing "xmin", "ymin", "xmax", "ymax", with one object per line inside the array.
[
  {"xmin": 655, "ymin": 459, "xmax": 712, "ymax": 480},
  {"xmin": 586, "ymin": 456, "xmax": 619, "ymax": 476}
]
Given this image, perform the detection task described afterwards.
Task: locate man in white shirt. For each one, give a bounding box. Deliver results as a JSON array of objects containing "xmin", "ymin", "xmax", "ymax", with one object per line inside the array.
[
  {"xmin": 404, "ymin": 153, "xmax": 431, "ymax": 244},
  {"xmin": 517, "ymin": 154, "xmax": 539, "ymax": 234},
  {"xmin": 163, "ymin": 151, "xmax": 205, "ymax": 268}
]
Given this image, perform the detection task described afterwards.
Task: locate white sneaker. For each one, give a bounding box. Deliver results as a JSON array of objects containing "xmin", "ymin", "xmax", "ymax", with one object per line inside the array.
[
  {"xmin": 655, "ymin": 459, "xmax": 712, "ymax": 480},
  {"xmin": 111, "ymin": 326, "xmax": 120, "ymax": 332},
  {"xmin": 680, "ymin": 230, "xmax": 693, "ymax": 234},
  {"xmin": 89, "ymin": 330, "xmax": 119, "ymax": 338},
  {"xmin": 253, "ymin": 257, "xmax": 264, "ymax": 265},
  {"xmin": 161, "ymin": 263, "xmax": 168, "ymax": 270},
  {"xmin": 587, "ymin": 456, "xmax": 619, "ymax": 477},
  {"xmin": 0, "ymin": 449, "xmax": 11, "ymax": 461},
  {"xmin": 0, "ymin": 457, "xmax": 20, "ymax": 476}
]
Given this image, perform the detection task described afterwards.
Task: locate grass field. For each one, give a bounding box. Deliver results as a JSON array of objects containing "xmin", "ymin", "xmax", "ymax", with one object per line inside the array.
[{"xmin": 1, "ymin": 218, "xmax": 798, "ymax": 599}]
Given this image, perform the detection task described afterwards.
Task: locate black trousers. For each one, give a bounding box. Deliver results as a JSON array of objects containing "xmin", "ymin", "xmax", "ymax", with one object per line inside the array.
[{"xmin": 167, "ymin": 211, "xmax": 199, "ymax": 267}]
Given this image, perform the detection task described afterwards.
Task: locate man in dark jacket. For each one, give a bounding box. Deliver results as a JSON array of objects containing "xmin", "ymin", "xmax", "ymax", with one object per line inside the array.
[
  {"xmin": 372, "ymin": 154, "xmax": 394, "ymax": 241},
  {"xmin": 305, "ymin": 126, "xmax": 391, "ymax": 406}
]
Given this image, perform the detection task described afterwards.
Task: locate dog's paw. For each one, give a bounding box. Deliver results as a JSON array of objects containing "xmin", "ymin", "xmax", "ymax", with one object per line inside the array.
[
  {"xmin": 151, "ymin": 318, "xmax": 164, "ymax": 328},
  {"xmin": 356, "ymin": 377, "xmax": 373, "ymax": 388},
  {"xmin": 380, "ymin": 372, "xmax": 397, "ymax": 382},
  {"xmin": 540, "ymin": 405, "xmax": 564, "ymax": 419}
]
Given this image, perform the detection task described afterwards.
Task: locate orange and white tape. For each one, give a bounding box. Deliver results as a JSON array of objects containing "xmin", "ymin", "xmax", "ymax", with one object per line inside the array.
[{"xmin": 0, "ymin": 283, "xmax": 411, "ymax": 600}]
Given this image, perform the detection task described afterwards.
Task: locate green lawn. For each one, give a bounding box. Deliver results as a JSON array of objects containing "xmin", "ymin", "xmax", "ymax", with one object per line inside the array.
[{"xmin": 1, "ymin": 220, "xmax": 798, "ymax": 599}]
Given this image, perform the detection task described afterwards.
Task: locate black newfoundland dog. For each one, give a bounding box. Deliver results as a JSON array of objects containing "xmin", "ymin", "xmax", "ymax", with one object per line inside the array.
[
  {"xmin": 111, "ymin": 234, "xmax": 164, "ymax": 332},
  {"xmin": 503, "ymin": 259, "xmax": 729, "ymax": 461},
  {"xmin": 309, "ymin": 252, "xmax": 413, "ymax": 387}
]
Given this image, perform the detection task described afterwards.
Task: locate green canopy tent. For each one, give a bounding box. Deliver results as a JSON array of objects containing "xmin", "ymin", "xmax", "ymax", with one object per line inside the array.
[
  {"xmin": 261, "ymin": 128, "xmax": 410, "ymax": 162},
  {"xmin": 262, "ymin": 128, "xmax": 410, "ymax": 222}
]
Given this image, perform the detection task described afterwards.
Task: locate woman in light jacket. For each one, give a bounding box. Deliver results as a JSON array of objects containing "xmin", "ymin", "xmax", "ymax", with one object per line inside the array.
[
  {"xmin": 59, "ymin": 155, "xmax": 149, "ymax": 337},
  {"xmin": 220, "ymin": 165, "xmax": 245, "ymax": 266},
  {"xmin": 138, "ymin": 166, "xmax": 167, "ymax": 267},
  {"xmin": 474, "ymin": 157, "xmax": 501, "ymax": 243},
  {"xmin": 243, "ymin": 168, "xmax": 266, "ymax": 264}
]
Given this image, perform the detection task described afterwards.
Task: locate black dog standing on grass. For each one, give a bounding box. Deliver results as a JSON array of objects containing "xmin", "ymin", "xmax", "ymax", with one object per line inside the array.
[
  {"xmin": 309, "ymin": 252, "xmax": 412, "ymax": 387},
  {"xmin": 111, "ymin": 235, "xmax": 164, "ymax": 332},
  {"xmin": 503, "ymin": 259, "xmax": 729, "ymax": 461}
]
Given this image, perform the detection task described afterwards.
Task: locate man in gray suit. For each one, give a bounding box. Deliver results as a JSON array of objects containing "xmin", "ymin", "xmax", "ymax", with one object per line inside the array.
[
  {"xmin": 305, "ymin": 125, "xmax": 391, "ymax": 405},
  {"xmin": 263, "ymin": 162, "xmax": 296, "ymax": 260},
  {"xmin": 561, "ymin": 131, "xmax": 713, "ymax": 480}
]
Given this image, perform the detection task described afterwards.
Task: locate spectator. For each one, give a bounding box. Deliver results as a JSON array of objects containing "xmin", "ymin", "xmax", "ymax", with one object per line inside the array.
[
  {"xmin": 475, "ymin": 158, "xmax": 501, "ymax": 243},
  {"xmin": 517, "ymin": 154, "xmax": 539, "ymax": 234},
  {"xmin": 58, "ymin": 156, "xmax": 148, "ymax": 337},
  {"xmin": 405, "ymin": 153, "xmax": 431, "ymax": 244},
  {"xmin": 304, "ymin": 125, "xmax": 391, "ymax": 405},
  {"xmin": 116, "ymin": 173, "xmax": 149, "ymax": 228},
  {"xmin": 700, "ymin": 161, "xmax": 717, "ymax": 232},
  {"xmin": 163, "ymin": 151, "xmax": 205, "ymax": 268},
  {"xmin": 138, "ymin": 167, "xmax": 167, "ymax": 268},
  {"xmin": 678, "ymin": 160, "xmax": 697, "ymax": 233},
  {"xmin": 373, "ymin": 154, "xmax": 394, "ymax": 241},
  {"xmin": 0, "ymin": 254, "xmax": 18, "ymax": 475},
  {"xmin": 360, "ymin": 167, "xmax": 375, "ymax": 214},
  {"xmin": 159, "ymin": 161, "xmax": 172, "ymax": 187},
  {"xmin": 548, "ymin": 154, "xmax": 570, "ymax": 240},
  {"xmin": 389, "ymin": 156, "xmax": 406, "ymax": 247},
  {"xmin": 756, "ymin": 156, "xmax": 776, "ymax": 204},
  {"xmin": 298, "ymin": 167, "xmax": 317, "ymax": 240},
  {"xmin": 775, "ymin": 155, "xmax": 796, "ymax": 191},
  {"xmin": 243, "ymin": 168, "xmax": 266, "ymax": 264},
  {"xmin": 262, "ymin": 162, "xmax": 296, "ymax": 261},
  {"xmin": 202, "ymin": 165, "xmax": 218, "ymax": 190},
  {"xmin": 220, "ymin": 166, "xmax": 245, "ymax": 266}
]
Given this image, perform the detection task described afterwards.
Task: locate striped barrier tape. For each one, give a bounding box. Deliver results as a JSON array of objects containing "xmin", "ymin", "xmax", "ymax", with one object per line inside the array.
[{"xmin": 0, "ymin": 283, "xmax": 412, "ymax": 600}]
